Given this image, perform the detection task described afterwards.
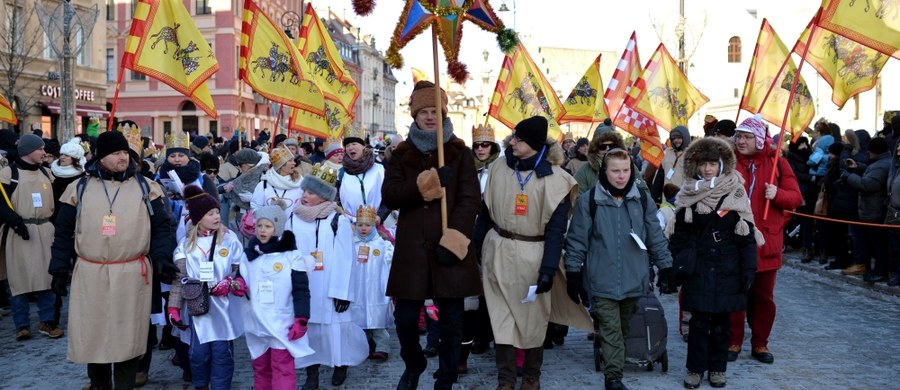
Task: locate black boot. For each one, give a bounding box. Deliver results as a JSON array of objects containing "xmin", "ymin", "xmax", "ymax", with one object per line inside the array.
[
  {"xmin": 458, "ymin": 343, "xmax": 471, "ymax": 374},
  {"xmin": 801, "ymin": 248, "xmax": 813, "ymax": 263},
  {"xmin": 303, "ymin": 365, "xmax": 319, "ymax": 390},
  {"xmin": 332, "ymin": 366, "xmax": 348, "ymax": 386},
  {"xmin": 396, "ymin": 370, "xmax": 421, "ymax": 390}
]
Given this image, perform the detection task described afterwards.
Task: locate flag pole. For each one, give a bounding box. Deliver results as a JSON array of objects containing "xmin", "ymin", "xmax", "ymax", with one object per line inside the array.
[
  {"xmin": 275, "ymin": 102, "xmax": 284, "ymax": 137},
  {"xmin": 237, "ymin": 79, "xmax": 244, "ymax": 149},
  {"xmin": 737, "ymin": 19, "xmax": 768, "ymax": 125},
  {"xmin": 107, "ymin": 66, "xmax": 127, "ymax": 131},
  {"xmin": 432, "ymin": 28, "xmax": 448, "ymax": 232},
  {"xmin": 763, "ymin": 8, "xmax": 820, "ymax": 220}
]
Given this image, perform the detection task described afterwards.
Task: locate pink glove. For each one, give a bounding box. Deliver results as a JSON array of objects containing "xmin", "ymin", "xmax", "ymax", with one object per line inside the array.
[
  {"xmin": 211, "ymin": 277, "xmax": 233, "ymax": 296},
  {"xmin": 288, "ymin": 317, "xmax": 308, "ymax": 340},
  {"xmin": 426, "ymin": 305, "xmax": 439, "ymax": 321},
  {"xmin": 230, "ymin": 276, "xmax": 248, "ymax": 297},
  {"xmin": 167, "ymin": 307, "xmax": 186, "ymax": 329}
]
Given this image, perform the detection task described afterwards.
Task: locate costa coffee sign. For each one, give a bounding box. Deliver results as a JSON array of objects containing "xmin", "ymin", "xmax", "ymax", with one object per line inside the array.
[{"xmin": 41, "ymin": 84, "xmax": 96, "ymax": 102}]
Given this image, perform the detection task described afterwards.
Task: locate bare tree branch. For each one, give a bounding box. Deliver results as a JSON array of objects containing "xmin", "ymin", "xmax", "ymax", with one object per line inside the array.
[{"xmin": 0, "ymin": 0, "xmax": 47, "ymax": 130}]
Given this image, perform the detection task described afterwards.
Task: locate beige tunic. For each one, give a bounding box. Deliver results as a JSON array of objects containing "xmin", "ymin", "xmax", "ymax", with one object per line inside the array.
[
  {"xmin": 61, "ymin": 176, "xmax": 164, "ymax": 363},
  {"xmin": 1, "ymin": 166, "xmax": 55, "ymax": 296},
  {"xmin": 481, "ymin": 158, "xmax": 591, "ymax": 349}
]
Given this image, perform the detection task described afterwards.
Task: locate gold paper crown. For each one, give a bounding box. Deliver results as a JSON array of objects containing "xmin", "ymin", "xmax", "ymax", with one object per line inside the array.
[
  {"xmin": 310, "ymin": 163, "xmax": 338, "ymax": 186},
  {"xmin": 165, "ymin": 131, "xmax": 190, "ymax": 151},
  {"xmin": 343, "ymin": 125, "xmax": 366, "ymax": 143},
  {"xmin": 117, "ymin": 123, "xmax": 143, "ymax": 156},
  {"xmin": 356, "ymin": 205, "xmax": 377, "ymax": 225},
  {"xmin": 472, "ymin": 124, "xmax": 495, "ymax": 144},
  {"xmin": 269, "ymin": 147, "xmax": 294, "ymax": 169},
  {"xmin": 563, "ymin": 131, "xmax": 575, "ymax": 141}
]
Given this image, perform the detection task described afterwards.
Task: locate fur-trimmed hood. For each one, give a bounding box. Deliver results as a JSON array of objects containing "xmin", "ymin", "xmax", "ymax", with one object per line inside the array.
[
  {"xmin": 587, "ymin": 131, "xmax": 626, "ymax": 171},
  {"xmin": 681, "ymin": 137, "xmax": 736, "ymax": 179},
  {"xmin": 545, "ymin": 139, "xmax": 566, "ymax": 166}
]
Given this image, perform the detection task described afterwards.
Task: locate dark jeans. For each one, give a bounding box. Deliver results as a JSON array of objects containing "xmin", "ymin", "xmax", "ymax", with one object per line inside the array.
[
  {"xmin": 473, "ymin": 295, "xmax": 494, "ymax": 345},
  {"xmin": 849, "ymin": 225, "xmax": 866, "ymax": 265},
  {"xmin": 395, "ymin": 298, "xmax": 464, "ymax": 389},
  {"xmin": 87, "ymin": 356, "xmax": 141, "ymax": 390},
  {"xmin": 863, "ymin": 225, "xmax": 889, "ymax": 275},
  {"xmin": 496, "ymin": 344, "xmax": 543, "ymax": 384},
  {"xmin": 686, "ymin": 312, "xmax": 730, "ymax": 374}
]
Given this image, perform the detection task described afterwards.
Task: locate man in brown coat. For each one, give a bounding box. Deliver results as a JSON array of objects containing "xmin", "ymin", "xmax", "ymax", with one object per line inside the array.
[{"xmin": 382, "ymin": 81, "xmax": 482, "ymax": 390}]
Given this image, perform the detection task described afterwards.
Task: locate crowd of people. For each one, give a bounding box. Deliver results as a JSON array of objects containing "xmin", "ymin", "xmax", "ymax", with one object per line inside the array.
[{"xmin": 0, "ymin": 81, "xmax": 898, "ymax": 390}]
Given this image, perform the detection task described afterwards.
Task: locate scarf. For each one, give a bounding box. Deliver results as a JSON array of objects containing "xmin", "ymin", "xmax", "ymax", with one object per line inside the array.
[
  {"xmin": 598, "ymin": 168, "xmax": 635, "ymax": 198},
  {"xmin": 343, "ymin": 149, "xmax": 375, "ymax": 175},
  {"xmin": 666, "ymin": 171, "xmax": 765, "ymax": 245},
  {"xmin": 323, "ymin": 159, "xmax": 342, "ymax": 172},
  {"xmin": 474, "ymin": 151, "xmax": 500, "ymax": 171},
  {"xmin": 294, "ymin": 201, "xmax": 337, "ymax": 222},
  {"xmin": 50, "ymin": 160, "xmax": 83, "ymax": 178},
  {"xmin": 355, "ymin": 227, "xmax": 378, "ymax": 242},
  {"xmin": 261, "ymin": 168, "xmax": 302, "ymax": 190},
  {"xmin": 159, "ymin": 159, "xmax": 201, "ymax": 184},
  {"xmin": 408, "ymin": 121, "xmax": 454, "ymax": 154},
  {"xmin": 245, "ymin": 237, "xmax": 281, "ymax": 261}
]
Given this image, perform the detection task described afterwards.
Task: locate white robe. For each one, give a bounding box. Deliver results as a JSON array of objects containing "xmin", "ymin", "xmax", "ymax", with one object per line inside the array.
[
  {"xmin": 293, "ymin": 212, "xmax": 368, "ymax": 368},
  {"xmin": 173, "ymin": 230, "xmax": 246, "ymax": 343},
  {"xmin": 339, "ymin": 163, "xmax": 385, "ymax": 220},
  {"xmin": 250, "ymin": 178, "xmax": 304, "ymax": 232},
  {"xmin": 240, "ymin": 248, "xmax": 314, "ymax": 360},
  {"xmin": 348, "ymin": 232, "xmax": 394, "ymax": 329}
]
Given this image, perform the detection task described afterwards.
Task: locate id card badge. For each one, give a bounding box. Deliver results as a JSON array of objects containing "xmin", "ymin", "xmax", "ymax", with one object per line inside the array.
[
  {"xmin": 514, "ymin": 194, "xmax": 528, "ymax": 216},
  {"xmin": 312, "ymin": 251, "xmax": 324, "ymax": 271},
  {"xmin": 101, "ymin": 215, "xmax": 117, "ymax": 236},
  {"xmin": 31, "ymin": 193, "xmax": 43, "ymax": 208},
  {"xmin": 665, "ymin": 168, "xmax": 675, "ymax": 180},
  {"xmin": 258, "ymin": 281, "xmax": 275, "ymax": 304},
  {"xmin": 357, "ymin": 246, "xmax": 370, "ymax": 263},
  {"xmin": 198, "ymin": 262, "xmax": 215, "ymax": 282},
  {"xmin": 629, "ymin": 230, "xmax": 647, "ymax": 250}
]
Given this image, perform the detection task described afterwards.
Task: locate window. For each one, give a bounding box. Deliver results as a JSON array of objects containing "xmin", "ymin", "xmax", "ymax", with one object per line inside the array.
[
  {"xmin": 77, "ymin": 29, "xmax": 90, "ymax": 66},
  {"xmin": 163, "ymin": 121, "xmax": 172, "ymax": 136},
  {"xmin": 131, "ymin": 70, "xmax": 146, "ymax": 81},
  {"xmin": 107, "ymin": 49, "xmax": 115, "ymax": 81},
  {"xmin": 727, "ymin": 36, "xmax": 741, "ymax": 63},
  {"xmin": 196, "ymin": 0, "xmax": 212, "ymax": 14},
  {"xmin": 106, "ymin": 0, "xmax": 115, "ymax": 21},
  {"xmin": 44, "ymin": 32, "xmax": 53, "ymax": 59}
]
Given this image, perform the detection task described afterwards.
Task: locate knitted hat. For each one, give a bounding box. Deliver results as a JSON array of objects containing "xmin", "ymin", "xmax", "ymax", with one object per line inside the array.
[
  {"xmin": 254, "ymin": 205, "xmax": 287, "ymax": 237},
  {"xmin": 284, "ymin": 137, "xmax": 299, "ymax": 147},
  {"xmin": 184, "ymin": 185, "xmax": 220, "ymax": 226},
  {"xmin": 301, "ymin": 163, "xmax": 338, "ymax": 201},
  {"xmin": 827, "ymin": 142, "xmax": 845, "ymax": 156},
  {"xmin": 576, "ymin": 137, "xmax": 590, "ymax": 148},
  {"xmin": 591, "ymin": 123, "xmax": 615, "ymax": 140},
  {"xmin": 713, "ymin": 119, "xmax": 736, "ymax": 137},
  {"xmin": 60, "ymin": 138, "xmax": 87, "ymax": 165},
  {"xmin": 269, "ymin": 147, "xmax": 294, "ymax": 171},
  {"xmin": 233, "ymin": 148, "xmax": 261, "ymax": 166},
  {"xmin": 513, "ymin": 116, "xmax": 549, "ymax": 153},
  {"xmin": 735, "ymin": 115, "xmax": 769, "ymax": 150},
  {"xmin": 409, "ymin": 80, "xmax": 448, "ymax": 118},
  {"xmin": 95, "ymin": 130, "xmax": 131, "ymax": 161},
  {"xmin": 17, "ymin": 134, "xmax": 45, "ymax": 156},
  {"xmin": 192, "ymin": 135, "xmax": 210, "ymax": 150},
  {"xmin": 199, "ymin": 152, "xmax": 219, "ymax": 172},
  {"xmin": 868, "ymin": 137, "xmax": 889, "ymax": 154},
  {"xmin": 273, "ymin": 134, "xmax": 287, "ymax": 147},
  {"xmin": 325, "ymin": 143, "xmax": 344, "ymax": 159}
]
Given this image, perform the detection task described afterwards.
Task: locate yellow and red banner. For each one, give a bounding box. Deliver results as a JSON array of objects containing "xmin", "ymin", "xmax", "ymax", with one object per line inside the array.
[
  {"xmin": 818, "ymin": 0, "xmax": 900, "ymax": 60},
  {"xmin": 488, "ymin": 43, "xmax": 566, "ymax": 140},
  {"xmin": 794, "ymin": 17, "xmax": 887, "ymax": 109},
  {"xmin": 0, "ymin": 94, "xmax": 17, "ymax": 125},
  {"xmin": 559, "ymin": 54, "xmax": 609, "ymax": 125},
  {"xmin": 123, "ymin": 0, "xmax": 218, "ymax": 118},
  {"xmin": 605, "ymin": 32, "xmax": 641, "ymax": 118},
  {"xmin": 240, "ymin": 0, "xmax": 324, "ymax": 115},
  {"xmin": 740, "ymin": 19, "xmax": 814, "ymax": 140},
  {"xmin": 625, "ymin": 44, "xmax": 709, "ymax": 132}
]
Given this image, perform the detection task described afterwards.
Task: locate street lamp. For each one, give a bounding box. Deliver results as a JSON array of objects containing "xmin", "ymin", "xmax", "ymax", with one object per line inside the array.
[
  {"xmin": 281, "ymin": 8, "xmax": 303, "ymax": 39},
  {"xmin": 498, "ymin": 0, "xmax": 515, "ymax": 29}
]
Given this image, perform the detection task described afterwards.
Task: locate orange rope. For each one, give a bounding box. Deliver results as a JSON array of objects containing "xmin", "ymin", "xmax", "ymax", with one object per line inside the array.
[
  {"xmin": 79, "ymin": 255, "xmax": 150, "ymax": 284},
  {"xmin": 786, "ymin": 210, "xmax": 900, "ymax": 229}
]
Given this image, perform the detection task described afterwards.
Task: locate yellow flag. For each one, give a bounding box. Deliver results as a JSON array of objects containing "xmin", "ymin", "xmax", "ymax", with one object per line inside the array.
[
  {"xmin": 288, "ymin": 101, "xmax": 353, "ymax": 140},
  {"xmin": 740, "ymin": 19, "xmax": 814, "ymax": 139},
  {"xmin": 794, "ymin": 18, "xmax": 887, "ymax": 109},
  {"xmin": 0, "ymin": 94, "xmax": 16, "ymax": 125},
  {"xmin": 488, "ymin": 44, "xmax": 566, "ymax": 140},
  {"xmin": 240, "ymin": 0, "xmax": 324, "ymax": 115},
  {"xmin": 625, "ymin": 44, "xmax": 708, "ymax": 132},
  {"xmin": 559, "ymin": 54, "xmax": 609, "ymax": 124},
  {"xmin": 412, "ymin": 67, "xmax": 429, "ymax": 84},
  {"xmin": 819, "ymin": 0, "xmax": 900, "ymax": 60},
  {"xmin": 123, "ymin": 0, "xmax": 218, "ymax": 118}
]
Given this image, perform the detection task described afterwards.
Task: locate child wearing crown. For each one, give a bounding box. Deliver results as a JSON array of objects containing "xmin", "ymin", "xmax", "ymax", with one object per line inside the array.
[
  {"xmin": 250, "ymin": 147, "xmax": 304, "ymax": 231},
  {"xmin": 348, "ymin": 205, "xmax": 395, "ymax": 361},
  {"xmin": 293, "ymin": 164, "xmax": 368, "ymax": 389}
]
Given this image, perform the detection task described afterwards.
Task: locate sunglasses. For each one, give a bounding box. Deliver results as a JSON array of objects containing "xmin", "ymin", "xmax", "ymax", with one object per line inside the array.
[
  {"xmin": 474, "ymin": 142, "xmax": 493, "ymax": 149},
  {"xmin": 598, "ymin": 143, "xmax": 616, "ymax": 151},
  {"xmin": 205, "ymin": 169, "xmax": 219, "ymax": 175}
]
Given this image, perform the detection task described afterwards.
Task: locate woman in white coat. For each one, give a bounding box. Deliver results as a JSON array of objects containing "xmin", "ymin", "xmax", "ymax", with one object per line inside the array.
[{"xmin": 250, "ymin": 147, "xmax": 304, "ymax": 231}]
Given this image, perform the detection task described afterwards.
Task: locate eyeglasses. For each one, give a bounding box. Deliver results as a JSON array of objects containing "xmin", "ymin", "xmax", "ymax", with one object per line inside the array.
[
  {"xmin": 205, "ymin": 169, "xmax": 219, "ymax": 175},
  {"xmin": 474, "ymin": 142, "xmax": 493, "ymax": 149},
  {"xmin": 734, "ymin": 133, "xmax": 756, "ymax": 141},
  {"xmin": 598, "ymin": 143, "xmax": 615, "ymax": 151}
]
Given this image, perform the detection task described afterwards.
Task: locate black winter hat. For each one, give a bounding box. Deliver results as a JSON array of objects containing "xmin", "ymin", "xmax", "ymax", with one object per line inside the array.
[
  {"xmin": 713, "ymin": 119, "xmax": 736, "ymax": 137},
  {"xmin": 184, "ymin": 185, "xmax": 220, "ymax": 226},
  {"xmin": 95, "ymin": 130, "xmax": 131, "ymax": 161},
  {"xmin": 575, "ymin": 137, "xmax": 590, "ymax": 148},
  {"xmin": 199, "ymin": 152, "xmax": 219, "ymax": 172},
  {"xmin": 868, "ymin": 137, "xmax": 889, "ymax": 154},
  {"xmin": 273, "ymin": 134, "xmax": 287, "ymax": 147},
  {"xmin": 513, "ymin": 116, "xmax": 548, "ymax": 153},
  {"xmin": 44, "ymin": 138, "xmax": 61, "ymax": 158},
  {"xmin": 828, "ymin": 142, "xmax": 844, "ymax": 156},
  {"xmin": 192, "ymin": 135, "xmax": 210, "ymax": 150}
]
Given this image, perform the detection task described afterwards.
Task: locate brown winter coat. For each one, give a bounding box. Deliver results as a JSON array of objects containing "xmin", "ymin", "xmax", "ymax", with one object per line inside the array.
[{"xmin": 382, "ymin": 137, "xmax": 483, "ymax": 299}]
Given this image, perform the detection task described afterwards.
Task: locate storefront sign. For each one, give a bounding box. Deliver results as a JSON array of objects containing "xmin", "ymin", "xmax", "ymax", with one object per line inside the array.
[{"xmin": 40, "ymin": 84, "xmax": 96, "ymax": 102}]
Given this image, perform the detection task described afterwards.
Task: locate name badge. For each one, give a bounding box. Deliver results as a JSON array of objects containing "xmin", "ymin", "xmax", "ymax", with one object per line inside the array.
[
  {"xmin": 629, "ymin": 231, "xmax": 647, "ymax": 250},
  {"xmin": 665, "ymin": 168, "xmax": 675, "ymax": 180},
  {"xmin": 198, "ymin": 262, "xmax": 214, "ymax": 282},
  {"xmin": 101, "ymin": 215, "xmax": 117, "ymax": 236},
  {"xmin": 357, "ymin": 246, "xmax": 370, "ymax": 263},
  {"xmin": 258, "ymin": 281, "xmax": 274, "ymax": 304},
  {"xmin": 514, "ymin": 194, "xmax": 528, "ymax": 216},
  {"xmin": 31, "ymin": 193, "xmax": 43, "ymax": 208},
  {"xmin": 312, "ymin": 251, "xmax": 324, "ymax": 271}
]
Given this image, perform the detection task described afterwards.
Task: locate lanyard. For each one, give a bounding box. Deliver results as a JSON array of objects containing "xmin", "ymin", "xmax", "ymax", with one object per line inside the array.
[
  {"xmin": 515, "ymin": 146, "xmax": 546, "ymax": 192},
  {"xmin": 747, "ymin": 162, "xmax": 757, "ymax": 198},
  {"xmin": 314, "ymin": 219, "xmax": 321, "ymax": 249},
  {"xmin": 98, "ymin": 176, "xmax": 121, "ymax": 214},
  {"xmin": 355, "ymin": 172, "xmax": 367, "ymax": 205}
]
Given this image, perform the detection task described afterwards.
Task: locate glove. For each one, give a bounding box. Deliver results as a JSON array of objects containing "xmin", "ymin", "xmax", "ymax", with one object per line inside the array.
[
  {"xmin": 155, "ymin": 259, "xmax": 179, "ymax": 285},
  {"xmin": 656, "ymin": 267, "xmax": 678, "ymax": 294},
  {"xmin": 436, "ymin": 165, "xmax": 454, "ymax": 187},
  {"xmin": 333, "ymin": 298, "xmax": 350, "ymax": 313},
  {"xmin": 436, "ymin": 246, "xmax": 459, "ymax": 267},
  {"xmin": 535, "ymin": 272, "xmax": 554, "ymax": 294},
  {"xmin": 565, "ymin": 271, "xmax": 589, "ymax": 305},
  {"xmin": 51, "ymin": 273, "xmax": 69, "ymax": 297},
  {"xmin": 288, "ymin": 317, "xmax": 308, "ymax": 340},
  {"xmin": 211, "ymin": 277, "xmax": 233, "ymax": 297},
  {"xmin": 230, "ymin": 276, "xmax": 248, "ymax": 297},
  {"xmin": 167, "ymin": 307, "xmax": 186, "ymax": 330},
  {"xmin": 11, "ymin": 220, "xmax": 29, "ymax": 240}
]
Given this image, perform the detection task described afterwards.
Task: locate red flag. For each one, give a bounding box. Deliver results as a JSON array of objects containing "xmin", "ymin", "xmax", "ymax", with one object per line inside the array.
[{"xmin": 605, "ymin": 32, "xmax": 641, "ymax": 117}]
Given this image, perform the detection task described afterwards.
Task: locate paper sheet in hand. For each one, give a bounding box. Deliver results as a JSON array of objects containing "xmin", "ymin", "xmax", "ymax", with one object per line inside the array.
[{"xmin": 521, "ymin": 285, "xmax": 538, "ymax": 303}]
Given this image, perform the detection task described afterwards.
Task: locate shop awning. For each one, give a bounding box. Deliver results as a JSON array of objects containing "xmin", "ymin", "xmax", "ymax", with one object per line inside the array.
[{"xmin": 41, "ymin": 102, "xmax": 109, "ymax": 118}]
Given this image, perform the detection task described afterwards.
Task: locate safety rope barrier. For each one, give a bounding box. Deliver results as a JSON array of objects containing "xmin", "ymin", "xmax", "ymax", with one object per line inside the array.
[{"xmin": 785, "ymin": 210, "xmax": 900, "ymax": 230}]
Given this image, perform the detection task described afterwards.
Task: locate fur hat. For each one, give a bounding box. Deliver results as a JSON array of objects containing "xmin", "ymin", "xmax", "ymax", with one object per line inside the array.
[
  {"xmin": 681, "ymin": 137, "xmax": 736, "ymax": 179},
  {"xmin": 269, "ymin": 147, "xmax": 294, "ymax": 171},
  {"xmin": 184, "ymin": 185, "xmax": 220, "ymax": 226},
  {"xmin": 301, "ymin": 163, "xmax": 338, "ymax": 201},
  {"xmin": 233, "ymin": 148, "xmax": 261, "ymax": 166},
  {"xmin": 253, "ymin": 205, "xmax": 287, "ymax": 237},
  {"xmin": 199, "ymin": 152, "xmax": 219, "ymax": 172},
  {"xmin": 409, "ymin": 80, "xmax": 448, "ymax": 118},
  {"xmin": 513, "ymin": 116, "xmax": 549, "ymax": 153},
  {"xmin": 735, "ymin": 115, "xmax": 769, "ymax": 150},
  {"xmin": 17, "ymin": 134, "xmax": 45, "ymax": 156},
  {"xmin": 95, "ymin": 131, "xmax": 131, "ymax": 162}
]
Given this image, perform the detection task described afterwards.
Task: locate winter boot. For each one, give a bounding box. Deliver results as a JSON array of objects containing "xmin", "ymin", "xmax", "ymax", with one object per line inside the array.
[
  {"xmin": 331, "ymin": 366, "xmax": 348, "ymax": 386},
  {"xmin": 709, "ymin": 371, "xmax": 726, "ymax": 388},
  {"xmin": 458, "ymin": 343, "xmax": 471, "ymax": 374},
  {"xmin": 303, "ymin": 365, "xmax": 319, "ymax": 390}
]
